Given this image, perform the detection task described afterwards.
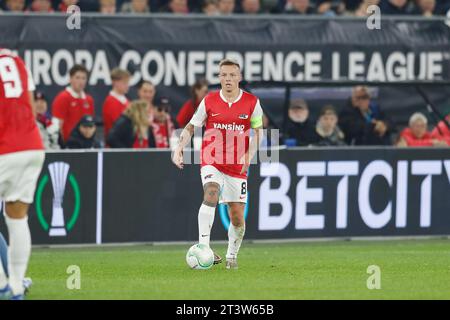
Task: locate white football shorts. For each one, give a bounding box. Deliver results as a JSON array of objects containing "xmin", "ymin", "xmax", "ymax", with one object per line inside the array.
[
  {"xmin": 0, "ymin": 150, "xmax": 45, "ymax": 204},
  {"xmin": 200, "ymin": 165, "xmax": 248, "ymax": 204}
]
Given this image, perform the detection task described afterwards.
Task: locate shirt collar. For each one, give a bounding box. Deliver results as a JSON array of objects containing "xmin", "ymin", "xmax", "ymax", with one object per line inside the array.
[
  {"xmin": 220, "ymin": 89, "xmax": 243, "ymax": 105},
  {"xmin": 66, "ymin": 86, "xmax": 86, "ymax": 99},
  {"xmin": 0, "ymin": 49, "xmax": 15, "ymax": 57},
  {"xmin": 109, "ymin": 90, "xmax": 128, "ymax": 105}
]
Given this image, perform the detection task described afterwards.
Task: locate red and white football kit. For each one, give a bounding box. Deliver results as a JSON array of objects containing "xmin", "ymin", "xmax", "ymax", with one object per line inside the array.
[
  {"xmin": 52, "ymin": 86, "xmax": 95, "ymax": 142},
  {"xmin": 189, "ymin": 89, "xmax": 263, "ymax": 204},
  {"xmin": 0, "ymin": 49, "xmax": 45, "ymax": 204},
  {"xmin": 102, "ymin": 91, "xmax": 129, "ymax": 142}
]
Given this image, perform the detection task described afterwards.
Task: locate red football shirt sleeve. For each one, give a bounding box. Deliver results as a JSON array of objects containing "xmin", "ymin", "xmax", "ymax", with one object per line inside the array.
[
  {"xmin": 189, "ymin": 98, "xmax": 207, "ymax": 127},
  {"xmin": 176, "ymin": 100, "xmax": 194, "ymax": 128},
  {"xmin": 52, "ymin": 92, "xmax": 67, "ymax": 120}
]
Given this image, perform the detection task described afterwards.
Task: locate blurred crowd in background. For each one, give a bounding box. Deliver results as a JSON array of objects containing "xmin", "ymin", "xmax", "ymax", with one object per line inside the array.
[
  {"xmin": 33, "ymin": 64, "xmax": 450, "ymax": 151},
  {"xmin": 1, "ymin": 0, "xmax": 450, "ymax": 17},
  {"xmin": 2, "ymin": 0, "xmax": 449, "ymax": 150}
]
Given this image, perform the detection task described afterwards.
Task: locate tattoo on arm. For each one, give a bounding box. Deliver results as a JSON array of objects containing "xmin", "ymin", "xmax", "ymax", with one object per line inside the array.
[{"xmin": 177, "ymin": 123, "xmax": 194, "ymax": 149}]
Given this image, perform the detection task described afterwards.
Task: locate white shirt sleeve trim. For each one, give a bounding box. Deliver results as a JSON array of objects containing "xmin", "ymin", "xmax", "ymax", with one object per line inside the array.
[
  {"xmin": 189, "ymin": 98, "xmax": 207, "ymax": 127},
  {"xmin": 26, "ymin": 67, "xmax": 36, "ymax": 92}
]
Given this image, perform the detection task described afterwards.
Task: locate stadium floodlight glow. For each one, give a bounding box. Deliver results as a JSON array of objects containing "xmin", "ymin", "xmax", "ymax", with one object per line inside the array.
[{"xmin": 48, "ymin": 162, "xmax": 70, "ymax": 236}]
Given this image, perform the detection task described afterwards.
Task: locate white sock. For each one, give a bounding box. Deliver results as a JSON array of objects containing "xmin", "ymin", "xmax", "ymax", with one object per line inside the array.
[
  {"xmin": 198, "ymin": 204, "xmax": 216, "ymax": 247},
  {"xmin": 226, "ymin": 223, "xmax": 245, "ymax": 260},
  {"xmin": 5, "ymin": 215, "xmax": 31, "ymax": 295}
]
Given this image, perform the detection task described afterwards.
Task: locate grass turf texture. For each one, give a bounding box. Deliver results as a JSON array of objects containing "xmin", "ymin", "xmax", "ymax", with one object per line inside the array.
[{"xmin": 26, "ymin": 239, "xmax": 450, "ymax": 299}]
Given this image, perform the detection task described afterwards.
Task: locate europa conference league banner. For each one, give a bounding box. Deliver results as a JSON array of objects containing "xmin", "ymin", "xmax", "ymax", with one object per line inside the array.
[{"xmin": 1, "ymin": 15, "xmax": 450, "ymax": 121}]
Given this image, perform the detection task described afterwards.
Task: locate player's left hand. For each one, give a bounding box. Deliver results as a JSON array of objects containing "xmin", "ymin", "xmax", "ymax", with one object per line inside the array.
[{"xmin": 172, "ymin": 147, "xmax": 184, "ymax": 169}]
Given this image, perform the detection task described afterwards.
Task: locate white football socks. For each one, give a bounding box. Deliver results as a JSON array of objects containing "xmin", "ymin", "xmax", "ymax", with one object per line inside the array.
[
  {"xmin": 5, "ymin": 215, "xmax": 31, "ymax": 295},
  {"xmin": 226, "ymin": 223, "xmax": 245, "ymax": 260},
  {"xmin": 198, "ymin": 204, "xmax": 216, "ymax": 247}
]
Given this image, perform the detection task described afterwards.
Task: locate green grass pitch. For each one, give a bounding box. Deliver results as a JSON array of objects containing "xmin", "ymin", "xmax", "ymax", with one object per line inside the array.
[{"xmin": 26, "ymin": 239, "xmax": 450, "ymax": 300}]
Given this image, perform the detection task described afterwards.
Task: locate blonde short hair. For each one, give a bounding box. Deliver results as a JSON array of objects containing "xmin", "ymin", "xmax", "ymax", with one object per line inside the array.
[
  {"xmin": 219, "ymin": 58, "xmax": 240, "ymax": 69},
  {"xmin": 110, "ymin": 68, "xmax": 131, "ymax": 81}
]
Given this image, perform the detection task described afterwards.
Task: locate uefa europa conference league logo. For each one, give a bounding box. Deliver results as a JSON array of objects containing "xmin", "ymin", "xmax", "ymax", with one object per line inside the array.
[{"xmin": 35, "ymin": 162, "xmax": 81, "ymax": 237}]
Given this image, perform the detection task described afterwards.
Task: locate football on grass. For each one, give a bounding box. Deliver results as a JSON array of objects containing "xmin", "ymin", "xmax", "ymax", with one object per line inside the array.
[{"xmin": 186, "ymin": 244, "xmax": 214, "ymax": 270}]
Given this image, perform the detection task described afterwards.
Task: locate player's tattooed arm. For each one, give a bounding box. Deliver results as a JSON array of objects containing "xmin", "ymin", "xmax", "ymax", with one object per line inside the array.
[
  {"xmin": 178, "ymin": 123, "xmax": 195, "ymax": 149},
  {"xmin": 172, "ymin": 123, "xmax": 195, "ymax": 169}
]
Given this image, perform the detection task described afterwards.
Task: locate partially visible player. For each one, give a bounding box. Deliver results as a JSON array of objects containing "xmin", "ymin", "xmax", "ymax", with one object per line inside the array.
[
  {"xmin": 0, "ymin": 48, "xmax": 45, "ymax": 299},
  {"xmin": 0, "ymin": 232, "xmax": 7, "ymax": 278},
  {"xmin": 172, "ymin": 59, "xmax": 263, "ymax": 269},
  {"xmin": 0, "ymin": 230, "xmax": 32, "ymax": 295}
]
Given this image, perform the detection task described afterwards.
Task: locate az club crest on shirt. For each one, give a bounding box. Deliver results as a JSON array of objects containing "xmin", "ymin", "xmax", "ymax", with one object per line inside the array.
[{"xmin": 238, "ymin": 114, "xmax": 249, "ymax": 120}]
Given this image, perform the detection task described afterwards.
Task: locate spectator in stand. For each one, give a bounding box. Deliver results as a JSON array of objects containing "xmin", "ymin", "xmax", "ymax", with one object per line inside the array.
[
  {"xmin": 176, "ymin": 79, "xmax": 209, "ymax": 128},
  {"xmin": 218, "ymin": 0, "xmax": 235, "ymax": 14},
  {"xmin": 66, "ymin": 115, "xmax": 102, "ymax": 149},
  {"xmin": 396, "ymin": 112, "xmax": 446, "ymax": 147},
  {"xmin": 99, "ymin": 0, "xmax": 116, "ymax": 13},
  {"xmin": 102, "ymin": 68, "xmax": 130, "ymax": 142},
  {"xmin": 58, "ymin": 0, "xmax": 78, "ymax": 12},
  {"xmin": 413, "ymin": 0, "xmax": 436, "ymax": 16},
  {"xmin": 151, "ymin": 97, "xmax": 176, "ymax": 148},
  {"xmin": 284, "ymin": 99, "xmax": 317, "ymax": 146},
  {"xmin": 311, "ymin": 105, "xmax": 346, "ymax": 146},
  {"xmin": 136, "ymin": 80, "xmax": 157, "ymax": 121},
  {"xmin": 3, "ymin": 0, "xmax": 26, "ymax": 11},
  {"xmin": 339, "ymin": 86, "xmax": 393, "ymax": 146},
  {"xmin": 380, "ymin": 0, "xmax": 413, "ymax": 14},
  {"xmin": 352, "ymin": 0, "xmax": 381, "ymax": 16},
  {"xmin": 160, "ymin": 0, "xmax": 189, "ymax": 13},
  {"xmin": 52, "ymin": 64, "xmax": 95, "ymax": 145},
  {"xmin": 239, "ymin": 0, "xmax": 262, "ymax": 13},
  {"xmin": 121, "ymin": 0, "xmax": 150, "ymax": 13},
  {"xmin": 202, "ymin": 0, "xmax": 219, "ymax": 15},
  {"xmin": 107, "ymin": 100, "xmax": 156, "ymax": 148},
  {"xmin": 316, "ymin": 0, "xmax": 345, "ymax": 16},
  {"xmin": 431, "ymin": 114, "xmax": 450, "ymax": 146},
  {"xmin": 28, "ymin": 0, "xmax": 54, "ymax": 12},
  {"xmin": 35, "ymin": 91, "xmax": 60, "ymax": 150},
  {"xmin": 283, "ymin": 0, "xmax": 314, "ymax": 14}
]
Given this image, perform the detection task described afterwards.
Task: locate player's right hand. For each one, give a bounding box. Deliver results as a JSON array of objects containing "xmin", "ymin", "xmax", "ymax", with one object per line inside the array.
[{"xmin": 172, "ymin": 148, "xmax": 184, "ymax": 169}]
